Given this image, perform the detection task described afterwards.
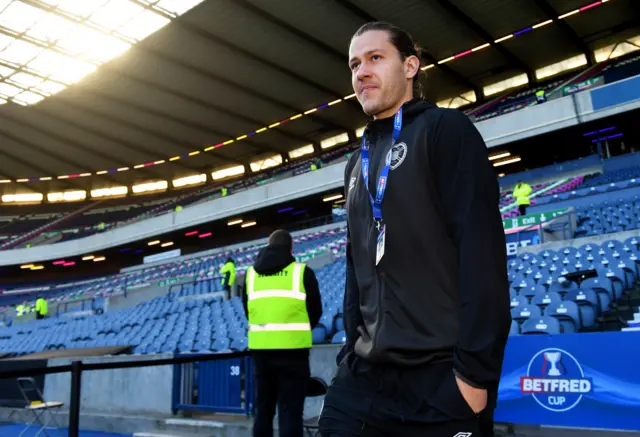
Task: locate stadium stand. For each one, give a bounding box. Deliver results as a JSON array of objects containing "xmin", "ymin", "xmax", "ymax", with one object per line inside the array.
[{"xmin": 1, "ymin": 1, "xmax": 640, "ymax": 435}]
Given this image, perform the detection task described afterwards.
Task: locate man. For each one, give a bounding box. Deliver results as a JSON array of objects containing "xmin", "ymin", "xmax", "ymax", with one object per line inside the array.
[
  {"xmin": 220, "ymin": 257, "xmax": 236, "ymax": 299},
  {"xmin": 318, "ymin": 22, "xmax": 511, "ymax": 437},
  {"xmin": 244, "ymin": 229, "xmax": 322, "ymax": 437},
  {"xmin": 513, "ymin": 180, "xmax": 532, "ymax": 216},
  {"xmin": 35, "ymin": 296, "xmax": 48, "ymax": 320}
]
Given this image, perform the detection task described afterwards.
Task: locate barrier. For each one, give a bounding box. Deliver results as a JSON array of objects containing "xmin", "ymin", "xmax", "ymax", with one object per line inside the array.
[
  {"xmin": 172, "ymin": 355, "xmax": 253, "ymax": 415},
  {"xmin": 2, "ymin": 333, "xmax": 639, "ymax": 434},
  {"xmin": 505, "ymin": 209, "xmax": 576, "ymax": 258},
  {"xmin": 495, "ymin": 331, "xmax": 640, "ymax": 431},
  {"xmin": 0, "ymin": 351, "xmax": 250, "ymax": 437}
]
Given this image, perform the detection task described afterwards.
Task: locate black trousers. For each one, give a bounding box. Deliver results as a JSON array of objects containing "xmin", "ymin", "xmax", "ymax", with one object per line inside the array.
[
  {"xmin": 253, "ymin": 352, "xmax": 310, "ymax": 437},
  {"xmin": 518, "ymin": 205, "xmax": 528, "ymax": 216},
  {"xmin": 318, "ymin": 354, "xmax": 490, "ymax": 437},
  {"xmin": 36, "ymin": 314, "xmax": 44, "ymax": 320}
]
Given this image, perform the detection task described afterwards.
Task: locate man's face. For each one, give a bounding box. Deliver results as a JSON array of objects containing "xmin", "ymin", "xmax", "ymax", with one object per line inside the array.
[{"xmin": 349, "ymin": 30, "xmax": 413, "ymax": 118}]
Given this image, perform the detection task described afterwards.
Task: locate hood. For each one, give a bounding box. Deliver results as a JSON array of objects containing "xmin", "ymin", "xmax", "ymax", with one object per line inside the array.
[
  {"xmin": 253, "ymin": 244, "xmax": 295, "ymax": 275},
  {"xmin": 365, "ymin": 98, "xmax": 434, "ymax": 133}
]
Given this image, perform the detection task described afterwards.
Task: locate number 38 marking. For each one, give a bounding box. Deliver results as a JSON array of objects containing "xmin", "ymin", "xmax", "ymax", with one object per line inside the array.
[{"xmin": 230, "ymin": 365, "xmax": 240, "ymax": 376}]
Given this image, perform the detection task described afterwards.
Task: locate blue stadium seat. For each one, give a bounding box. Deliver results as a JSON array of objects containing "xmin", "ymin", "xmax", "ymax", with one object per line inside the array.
[
  {"xmin": 312, "ymin": 327, "xmax": 326, "ymax": 344},
  {"xmin": 509, "ymin": 320, "xmax": 520, "ymax": 336},
  {"xmin": 211, "ymin": 338, "xmax": 230, "ymax": 352},
  {"xmin": 581, "ymin": 277, "xmax": 613, "ymax": 312},
  {"xmin": 531, "ymin": 291, "xmax": 562, "ymax": 309},
  {"xmin": 545, "ymin": 301, "xmax": 582, "ymax": 333},
  {"xmin": 521, "ymin": 316, "xmax": 561, "ymax": 335},
  {"xmin": 548, "ymin": 281, "xmax": 578, "ymax": 296},
  {"xmin": 331, "ymin": 331, "xmax": 346, "ymax": 344},
  {"xmin": 520, "ymin": 285, "xmax": 546, "ymax": 301},
  {"xmin": 510, "ymin": 296, "xmax": 528, "ymax": 308},
  {"xmin": 511, "ymin": 305, "xmax": 542, "ymax": 325},
  {"xmin": 565, "ymin": 289, "xmax": 600, "ymax": 328}
]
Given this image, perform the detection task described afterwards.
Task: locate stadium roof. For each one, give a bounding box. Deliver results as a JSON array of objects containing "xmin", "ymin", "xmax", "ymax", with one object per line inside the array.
[{"xmin": 0, "ymin": 0, "xmax": 637, "ymax": 195}]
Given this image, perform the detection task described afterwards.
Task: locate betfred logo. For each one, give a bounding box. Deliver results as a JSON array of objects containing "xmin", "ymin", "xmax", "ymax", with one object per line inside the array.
[{"xmin": 520, "ymin": 348, "xmax": 592, "ymax": 412}]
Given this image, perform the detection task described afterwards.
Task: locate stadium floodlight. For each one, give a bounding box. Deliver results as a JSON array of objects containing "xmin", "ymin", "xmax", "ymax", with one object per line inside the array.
[
  {"xmin": 147, "ymin": 240, "xmax": 160, "ymax": 246},
  {"xmin": 132, "ymin": 180, "xmax": 168, "ymax": 194},
  {"xmin": 93, "ymin": 256, "xmax": 106, "ymax": 262},
  {"xmin": 323, "ymin": 194, "xmax": 343, "ymax": 202},
  {"xmin": 82, "ymin": 255, "xmax": 95, "ymax": 261},
  {"xmin": 227, "ymin": 219, "xmax": 243, "ymax": 226},
  {"xmin": 288, "ymin": 145, "xmax": 314, "ymax": 160},
  {"xmin": 2, "ymin": 192, "xmax": 43, "ymax": 203},
  {"xmin": 250, "ymin": 154, "xmax": 282, "ymax": 172},
  {"xmin": 47, "ymin": 190, "xmax": 87, "ymax": 202},
  {"xmin": 211, "ymin": 165, "xmax": 244, "ymax": 181},
  {"xmin": 241, "ymin": 221, "xmax": 256, "ymax": 228},
  {"xmin": 0, "ymin": 0, "xmax": 205, "ymax": 105},
  {"xmin": 91, "ymin": 186, "xmax": 128, "ymax": 198},
  {"xmin": 172, "ymin": 174, "xmax": 206, "ymax": 188},
  {"xmin": 489, "ymin": 152, "xmax": 511, "ymax": 161},
  {"xmin": 493, "ymin": 156, "xmax": 522, "ymax": 167},
  {"xmin": 160, "ymin": 241, "xmax": 173, "ymax": 247},
  {"xmin": 320, "ymin": 133, "xmax": 349, "ymax": 150}
]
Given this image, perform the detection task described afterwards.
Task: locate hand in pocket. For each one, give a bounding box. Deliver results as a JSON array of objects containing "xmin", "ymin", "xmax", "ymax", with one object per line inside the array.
[{"xmin": 455, "ymin": 375, "xmax": 487, "ymax": 414}]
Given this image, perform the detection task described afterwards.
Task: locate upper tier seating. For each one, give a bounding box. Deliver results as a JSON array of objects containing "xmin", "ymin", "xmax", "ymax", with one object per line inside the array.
[{"xmin": 1, "ymin": 220, "xmax": 637, "ymax": 357}]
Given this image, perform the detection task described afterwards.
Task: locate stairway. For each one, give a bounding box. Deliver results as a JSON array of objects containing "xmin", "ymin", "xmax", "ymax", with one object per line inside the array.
[{"xmin": 0, "ymin": 200, "xmax": 105, "ymax": 250}]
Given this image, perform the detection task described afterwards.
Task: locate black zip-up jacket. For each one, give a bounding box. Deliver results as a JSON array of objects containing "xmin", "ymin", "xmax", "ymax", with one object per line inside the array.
[
  {"xmin": 243, "ymin": 244, "xmax": 323, "ymax": 359},
  {"xmin": 341, "ymin": 98, "xmax": 511, "ymax": 388}
]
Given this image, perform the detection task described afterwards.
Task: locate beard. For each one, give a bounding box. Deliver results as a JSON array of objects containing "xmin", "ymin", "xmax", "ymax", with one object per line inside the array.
[
  {"xmin": 360, "ymin": 96, "xmax": 390, "ymax": 117},
  {"xmin": 359, "ymin": 85, "xmax": 405, "ymax": 118}
]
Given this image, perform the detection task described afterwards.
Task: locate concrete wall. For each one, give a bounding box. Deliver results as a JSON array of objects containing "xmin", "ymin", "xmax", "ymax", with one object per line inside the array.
[
  {"xmin": 37, "ymin": 347, "xmax": 340, "ymax": 430},
  {"xmin": 44, "ymin": 353, "xmax": 174, "ymax": 416},
  {"xmin": 40, "ymin": 346, "xmax": 341, "ymax": 420},
  {"xmin": 106, "ymin": 284, "xmax": 168, "ymax": 312}
]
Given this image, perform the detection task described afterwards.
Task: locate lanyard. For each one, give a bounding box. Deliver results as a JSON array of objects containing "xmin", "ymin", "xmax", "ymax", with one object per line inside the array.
[{"xmin": 361, "ymin": 107, "xmax": 403, "ymax": 223}]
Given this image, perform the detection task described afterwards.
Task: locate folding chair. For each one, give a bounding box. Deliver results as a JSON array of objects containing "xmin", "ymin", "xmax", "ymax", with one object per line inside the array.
[
  {"xmin": 303, "ymin": 376, "xmax": 328, "ymax": 437},
  {"xmin": 14, "ymin": 377, "xmax": 64, "ymax": 437}
]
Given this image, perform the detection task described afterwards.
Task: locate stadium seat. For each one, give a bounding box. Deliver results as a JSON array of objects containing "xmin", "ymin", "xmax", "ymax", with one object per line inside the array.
[
  {"xmin": 565, "ymin": 289, "xmax": 600, "ymax": 328},
  {"xmin": 331, "ymin": 331, "xmax": 346, "ymax": 344},
  {"xmin": 511, "ymin": 305, "xmax": 542, "ymax": 325},
  {"xmin": 509, "ymin": 320, "xmax": 519, "ymax": 336},
  {"xmin": 531, "ymin": 291, "xmax": 562, "ymax": 309},
  {"xmin": 312, "ymin": 327, "xmax": 326, "ymax": 344},
  {"xmin": 545, "ymin": 301, "xmax": 582, "ymax": 333},
  {"xmin": 521, "ymin": 317, "xmax": 561, "ymax": 335}
]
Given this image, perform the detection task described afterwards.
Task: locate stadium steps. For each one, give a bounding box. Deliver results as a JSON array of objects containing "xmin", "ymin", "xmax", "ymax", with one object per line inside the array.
[
  {"xmin": 0, "ymin": 200, "xmax": 106, "ymax": 250},
  {"xmin": 163, "ymin": 417, "xmax": 252, "ymax": 437}
]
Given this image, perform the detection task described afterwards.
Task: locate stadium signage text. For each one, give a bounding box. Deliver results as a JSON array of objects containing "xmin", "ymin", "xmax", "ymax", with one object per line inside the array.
[
  {"xmin": 502, "ymin": 208, "xmax": 569, "ymax": 231},
  {"xmin": 522, "ymin": 348, "xmax": 592, "ymax": 412}
]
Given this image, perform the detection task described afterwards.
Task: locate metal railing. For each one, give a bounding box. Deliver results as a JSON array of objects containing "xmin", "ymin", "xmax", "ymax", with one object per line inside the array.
[{"xmin": 0, "ymin": 350, "xmax": 249, "ymax": 437}]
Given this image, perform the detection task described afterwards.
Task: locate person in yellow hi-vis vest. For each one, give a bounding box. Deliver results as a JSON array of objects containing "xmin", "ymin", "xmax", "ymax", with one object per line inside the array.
[
  {"xmin": 513, "ymin": 180, "xmax": 532, "ymax": 216},
  {"xmin": 35, "ymin": 296, "xmax": 48, "ymax": 320},
  {"xmin": 220, "ymin": 258, "xmax": 236, "ymax": 300},
  {"xmin": 244, "ymin": 229, "xmax": 322, "ymax": 437}
]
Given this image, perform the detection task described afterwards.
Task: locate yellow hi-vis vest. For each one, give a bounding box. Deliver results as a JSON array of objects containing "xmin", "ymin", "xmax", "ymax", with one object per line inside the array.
[
  {"xmin": 220, "ymin": 262, "xmax": 236, "ymax": 286},
  {"xmin": 513, "ymin": 183, "xmax": 532, "ymax": 206},
  {"xmin": 246, "ymin": 262, "xmax": 312, "ymax": 350},
  {"xmin": 35, "ymin": 298, "xmax": 48, "ymax": 316}
]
